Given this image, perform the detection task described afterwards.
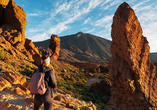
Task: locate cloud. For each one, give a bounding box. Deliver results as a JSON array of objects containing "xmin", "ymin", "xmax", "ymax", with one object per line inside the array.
[
  {"xmin": 86, "ymin": 28, "xmax": 95, "ymax": 33},
  {"xmin": 29, "ymin": 0, "xmax": 104, "ymax": 40},
  {"xmin": 30, "ymin": 33, "xmax": 49, "ymax": 42},
  {"xmin": 27, "ymin": 13, "xmax": 39, "ymax": 17},
  {"xmin": 132, "ymin": 0, "xmax": 150, "ymax": 11},
  {"xmin": 101, "ymin": 0, "xmax": 111, "ymax": 7},
  {"xmin": 47, "ymin": 23, "xmax": 69, "ymax": 34},
  {"xmin": 28, "ymin": 28, "xmax": 41, "ymax": 33},
  {"xmin": 81, "ymin": 27, "xmax": 88, "ymax": 30},
  {"xmin": 94, "ymin": 15, "xmax": 113, "ymax": 27},
  {"xmin": 55, "ymin": 1, "xmax": 72, "ymax": 15},
  {"xmin": 83, "ymin": 0, "xmax": 103, "ymax": 13},
  {"xmin": 83, "ymin": 17, "xmax": 90, "ymax": 24},
  {"xmin": 101, "ymin": 0, "xmax": 121, "ymax": 10}
]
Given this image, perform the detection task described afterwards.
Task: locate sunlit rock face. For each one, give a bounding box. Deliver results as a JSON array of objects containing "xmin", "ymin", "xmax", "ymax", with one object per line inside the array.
[
  {"xmin": 49, "ymin": 34, "xmax": 60, "ymax": 60},
  {"xmin": 0, "ymin": 0, "xmax": 40, "ymax": 63},
  {"xmin": 5, "ymin": 0, "xmax": 26, "ymax": 44},
  {"xmin": 105, "ymin": 2, "xmax": 157, "ymax": 110}
]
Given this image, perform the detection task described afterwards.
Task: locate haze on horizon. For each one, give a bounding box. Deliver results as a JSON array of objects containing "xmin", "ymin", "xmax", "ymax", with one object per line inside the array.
[{"xmin": 14, "ymin": 0, "xmax": 157, "ymax": 52}]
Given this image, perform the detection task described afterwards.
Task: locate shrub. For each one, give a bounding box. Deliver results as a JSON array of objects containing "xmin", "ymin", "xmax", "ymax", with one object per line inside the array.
[
  {"xmin": 21, "ymin": 65, "xmax": 26, "ymax": 68},
  {"xmin": 26, "ymin": 67, "xmax": 34, "ymax": 77},
  {"xmin": 0, "ymin": 51, "xmax": 5, "ymax": 59},
  {"xmin": 91, "ymin": 81, "xmax": 100, "ymax": 85}
]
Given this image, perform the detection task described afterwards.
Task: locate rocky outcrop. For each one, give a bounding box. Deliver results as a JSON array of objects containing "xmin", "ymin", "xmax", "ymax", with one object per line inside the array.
[
  {"xmin": 90, "ymin": 78, "xmax": 111, "ymax": 95},
  {"xmin": 49, "ymin": 34, "xmax": 60, "ymax": 60},
  {"xmin": 5, "ymin": 0, "xmax": 26, "ymax": 43},
  {"xmin": 0, "ymin": 70, "xmax": 30, "ymax": 94},
  {"xmin": 0, "ymin": 0, "xmax": 40, "ymax": 64},
  {"xmin": 0, "ymin": 0, "xmax": 9, "ymax": 24},
  {"xmin": 105, "ymin": 2, "xmax": 157, "ymax": 110},
  {"xmin": 0, "ymin": 70, "xmax": 97, "ymax": 110},
  {"xmin": 0, "ymin": 0, "xmax": 9, "ymax": 6}
]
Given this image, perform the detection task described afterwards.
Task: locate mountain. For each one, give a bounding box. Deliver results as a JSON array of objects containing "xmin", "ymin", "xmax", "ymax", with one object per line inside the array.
[
  {"xmin": 34, "ymin": 32, "xmax": 112, "ymax": 64},
  {"xmin": 34, "ymin": 32, "xmax": 157, "ymax": 64},
  {"xmin": 150, "ymin": 52, "xmax": 157, "ymax": 65}
]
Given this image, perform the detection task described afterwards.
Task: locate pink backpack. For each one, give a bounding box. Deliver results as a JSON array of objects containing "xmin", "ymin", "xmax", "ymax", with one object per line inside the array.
[{"xmin": 30, "ymin": 68, "xmax": 47, "ymax": 95}]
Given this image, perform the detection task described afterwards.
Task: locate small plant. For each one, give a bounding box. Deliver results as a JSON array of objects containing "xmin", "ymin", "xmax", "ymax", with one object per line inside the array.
[
  {"xmin": 26, "ymin": 67, "xmax": 34, "ymax": 77},
  {"xmin": 91, "ymin": 81, "xmax": 100, "ymax": 85},
  {"xmin": 105, "ymin": 73, "xmax": 110, "ymax": 80},
  {"xmin": 21, "ymin": 65, "xmax": 26, "ymax": 68},
  {"xmin": 0, "ymin": 51, "xmax": 5, "ymax": 60}
]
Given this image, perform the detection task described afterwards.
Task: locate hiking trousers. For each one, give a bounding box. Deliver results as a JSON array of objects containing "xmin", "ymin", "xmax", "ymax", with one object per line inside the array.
[{"xmin": 34, "ymin": 93, "xmax": 53, "ymax": 110}]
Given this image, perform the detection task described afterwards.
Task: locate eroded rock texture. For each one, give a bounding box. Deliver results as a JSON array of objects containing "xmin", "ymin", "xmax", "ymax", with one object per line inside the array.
[
  {"xmin": 49, "ymin": 34, "xmax": 60, "ymax": 60},
  {"xmin": 5, "ymin": 0, "xmax": 26, "ymax": 43},
  {"xmin": 0, "ymin": 0, "xmax": 40, "ymax": 63},
  {"xmin": 105, "ymin": 2, "xmax": 157, "ymax": 110}
]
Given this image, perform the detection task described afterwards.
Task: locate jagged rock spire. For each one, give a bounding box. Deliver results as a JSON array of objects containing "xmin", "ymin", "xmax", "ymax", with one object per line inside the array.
[{"xmin": 105, "ymin": 2, "xmax": 157, "ymax": 110}]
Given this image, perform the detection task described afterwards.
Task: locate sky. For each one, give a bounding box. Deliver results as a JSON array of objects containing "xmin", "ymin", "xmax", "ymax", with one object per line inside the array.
[{"xmin": 14, "ymin": 0, "xmax": 157, "ymax": 52}]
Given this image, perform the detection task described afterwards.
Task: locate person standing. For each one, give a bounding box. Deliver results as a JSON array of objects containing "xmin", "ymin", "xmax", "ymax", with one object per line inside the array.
[{"xmin": 33, "ymin": 55, "xmax": 57, "ymax": 110}]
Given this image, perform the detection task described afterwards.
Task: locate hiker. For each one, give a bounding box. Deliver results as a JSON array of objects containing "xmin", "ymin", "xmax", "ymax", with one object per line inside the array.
[{"xmin": 32, "ymin": 55, "xmax": 57, "ymax": 110}]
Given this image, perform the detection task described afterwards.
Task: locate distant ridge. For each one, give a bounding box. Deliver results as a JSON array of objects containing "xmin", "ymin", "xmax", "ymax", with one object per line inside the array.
[
  {"xmin": 34, "ymin": 32, "xmax": 111, "ymax": 63},
  {"xmin": 33, "ymin": 32, "xmax": 157, "ymax": 64}
]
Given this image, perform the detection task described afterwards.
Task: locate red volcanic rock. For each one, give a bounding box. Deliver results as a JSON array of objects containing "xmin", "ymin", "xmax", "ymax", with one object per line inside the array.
[
  {"xmin": 0, "ymin": 0, "xmax": 9, "ymax": 24},
  {"xmin": 0, "ymin": 0, "xmax": 9, "ymax": 6},
  {"xmin": 4, "ymin": 0, "xmax": 26, "ymax": 44},
  {"xmin": 105, "ymin": 2, "xmax": 157, "ymax": 110},
  {"xmin": 0, "ymin": 0, "xmax": 40, "ymax": 63},
  {"xmin": 90, "ymin": 78, "xmax": 111, "ymax": 95},
  {"xmin": 0, "ymin": 24, "xmax": 22, "ymax": 45},
  {"xmin": 39, "ymin": 48, "xmax": 52, "ymax": 57},
  {"xmin": 25, "ymin": 38, "xmax": 39, "ymax": 54},
  {"xmin": 49, "ymin": 34, "xmax": 60, "ymax": 60}
]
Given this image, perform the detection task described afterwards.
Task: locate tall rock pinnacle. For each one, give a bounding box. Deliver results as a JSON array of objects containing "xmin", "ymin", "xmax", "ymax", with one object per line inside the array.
[
  {"xmin": 49, "ymin": 34, "xmax": 60, "ymax": 60},
  {"xmin": 105, "ymin": 2, "xmax": 157, "ymax": 110}
]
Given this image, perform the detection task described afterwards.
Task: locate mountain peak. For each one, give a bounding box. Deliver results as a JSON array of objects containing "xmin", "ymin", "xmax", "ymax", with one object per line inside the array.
[
  {"xmin": 77, "ymin": 32, "xmax": 84, "ymax": 34},
  {"xmin": 76, "ymin": 32, "xmax": 84, "ymax": 38}
]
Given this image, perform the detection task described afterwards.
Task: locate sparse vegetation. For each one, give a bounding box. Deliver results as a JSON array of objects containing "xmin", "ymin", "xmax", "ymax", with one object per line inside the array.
[
  {"xmin": 21, "ymin": 65, "xmax": 26, "ymax": 68},
  {"xmin": 0, "ymin": 48, "xmax": 5, "ymax": 60},
  {"xmin": 0, "ymin": 46, "xmax": 111, "ymax": 109},
  {"xmin": 50, "ymin": 60, "xmax": 110, "ymax": 109}
]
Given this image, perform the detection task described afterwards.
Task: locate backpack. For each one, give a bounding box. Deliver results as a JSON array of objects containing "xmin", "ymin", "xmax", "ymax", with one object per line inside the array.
[{"xmin": 30, "ymin": 68, "xmax": 47, "ymax": 95}]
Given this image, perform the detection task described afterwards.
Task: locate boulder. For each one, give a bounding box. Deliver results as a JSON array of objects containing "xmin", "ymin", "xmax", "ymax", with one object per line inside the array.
[
  {"xmin": 49, "ymin": 34, "xmax": 60, "ymax": 60},
  {"xmin": 105, "ymin": 2, "xmax": 157, "ymax": 110},
  {"xmin": 4, "ymin": 0, "xmax": 26, "ymax": 44},
  {"xmin": 0, "ymin": 77, "xmax": 11, "ymax": 91},
  {"xmin": 1, "ymin": 71, "xmax": 31, "ymax": 94},
  {"xmin": 90, "ymin": 78, "xmax": 111, "ymax": 96},
  {"xmin": 32, "ymin": 53, "xmax": 41, "ymax": 66},
  {"xmin": 25, "ymin": 38, "xmax": 39, "ymax": 54},
  {"xmin": 39, "ymin": 48, "xmax": 52, "ymax": 56}
]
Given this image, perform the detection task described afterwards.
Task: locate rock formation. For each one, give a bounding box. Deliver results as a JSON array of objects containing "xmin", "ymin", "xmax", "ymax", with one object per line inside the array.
[
  {"xmin": 105, "ymin": 2, "xmax": 157, "ymax": 110},
  {"xmin": 49, "ymin": 34, "xmax": 60, "ymax": 60},
  {"xmin": 0, "ymin": 0, "xmax": 9, "ymax": 24},
  {"xmin": 0, "ymin": 0, "xmax": 40, "ymax": 64},
  {"xmin": 0, "ymin": 70, "xmax": 97, "ymax": 110},
  {"xmin": 5, "ymin": 0, "xmax": 26, "ymax": 43},
  {"xmin": 90, "ymin": 78, "xmax": 111, "ymax": 96}
]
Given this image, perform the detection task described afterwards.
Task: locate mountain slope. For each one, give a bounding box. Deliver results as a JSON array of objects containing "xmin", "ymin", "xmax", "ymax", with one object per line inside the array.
[
  {"xmin": 34, "ymin": 32, "xmax": 111, "ymax": 63},
  {"xmin": 150, "ymin": 52, "xmax": 157, "ymax": 64},
  {"xmin": 33, "ymin": 32, "xmax": 157, "ymax": 64}
]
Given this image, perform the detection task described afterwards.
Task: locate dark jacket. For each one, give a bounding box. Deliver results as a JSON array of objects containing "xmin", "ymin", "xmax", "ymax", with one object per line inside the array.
[{"xmin": 34, "ymin": 65, "xmax": 57, "ymax": 102}]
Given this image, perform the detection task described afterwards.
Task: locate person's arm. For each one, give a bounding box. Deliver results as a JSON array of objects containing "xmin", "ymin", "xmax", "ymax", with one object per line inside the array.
[{"xmin": 49, "ymin": 70, "xmax": 57, "ymax": 88}]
